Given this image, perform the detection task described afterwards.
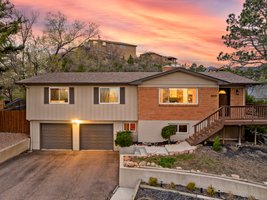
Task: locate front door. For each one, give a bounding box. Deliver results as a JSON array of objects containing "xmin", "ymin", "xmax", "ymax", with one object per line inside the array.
[{"xmin": 219, "ymin": 88, "xmax": 230, "ymax": 116}]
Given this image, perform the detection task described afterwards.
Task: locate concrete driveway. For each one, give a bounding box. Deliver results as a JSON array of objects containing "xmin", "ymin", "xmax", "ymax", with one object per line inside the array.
[{"xmin": 0, "ymin": 151, "xmax": 119, "ymax": 200}]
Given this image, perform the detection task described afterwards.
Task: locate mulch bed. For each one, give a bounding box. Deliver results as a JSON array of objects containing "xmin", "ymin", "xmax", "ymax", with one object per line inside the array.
[{"xmin": 0, "ymin": 132, "xmax": 29, "ymax": 150}]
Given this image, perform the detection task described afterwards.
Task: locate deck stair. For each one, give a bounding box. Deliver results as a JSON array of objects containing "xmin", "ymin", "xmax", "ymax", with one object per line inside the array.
[{"xmin": 186, "ymin": 105, "xmax": 267, "ymax": 146}]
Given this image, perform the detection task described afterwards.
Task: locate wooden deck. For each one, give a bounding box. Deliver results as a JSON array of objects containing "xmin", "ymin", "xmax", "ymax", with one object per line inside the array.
[{"xmin": 186, "ymin": 105, "xmax": 267, "ymax": 145}]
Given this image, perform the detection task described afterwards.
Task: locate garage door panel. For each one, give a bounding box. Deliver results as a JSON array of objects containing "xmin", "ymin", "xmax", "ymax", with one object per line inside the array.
[
  {"xmin": 80, "ymin": 124, "xmax": 113, "ymax": 150},
  {"xmin": 41, "ymin": 124, "xmax": 72, "ymax": 149}
]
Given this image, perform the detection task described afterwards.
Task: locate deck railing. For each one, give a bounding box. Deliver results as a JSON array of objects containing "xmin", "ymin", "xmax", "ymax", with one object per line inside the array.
[{"xmin": 194, "ymin": 105, "xmax": 267, "ymax": 134}]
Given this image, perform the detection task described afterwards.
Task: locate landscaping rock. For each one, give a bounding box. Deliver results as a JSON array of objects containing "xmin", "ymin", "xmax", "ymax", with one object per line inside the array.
[
  {"xmin": 151, "ymin": 162, "xmax": 156, "ymax": 167},
  {"xmin": 139, "ymin": 161, "xmax": 147, "ymax": 166},
  {"xmin": 231, "ymin": 174, "xmax": 240, "ymax": 179},
  {"xmin": 176, "ymin": 166, "xmax": 182, "ymax": 170},
  {"xmin": 124, "ymin": 161, "xmax": 135, "ymax": 167},
  {"xmin": 147, "ymin": 162, "xmax": 151, "ymax": 166}
]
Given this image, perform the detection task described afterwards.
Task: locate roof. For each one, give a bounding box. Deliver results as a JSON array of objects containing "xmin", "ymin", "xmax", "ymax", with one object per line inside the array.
[
  {"xmin": 89, "ymin": 39, "xmax": 137, "ymax": 47},
  {"xmin": 17, "ymin": 72, "xmax": 159, "ymax": 85},
  {"xmin": 201, "ymin": 72, "xmax": 257, "ymax": 85},
  {"xmin": 17, "ymin": 68, "xmax": 258, "ymax": 86}
]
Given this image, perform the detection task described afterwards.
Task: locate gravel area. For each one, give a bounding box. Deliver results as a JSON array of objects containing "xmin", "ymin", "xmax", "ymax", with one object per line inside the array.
[
  {"xmin": 135, "ymin": 188, "xmax": 202, "ymax": 200},
  {"xmin": 0, "ymin": 132, "xmax": 29, "ymax": 150}
]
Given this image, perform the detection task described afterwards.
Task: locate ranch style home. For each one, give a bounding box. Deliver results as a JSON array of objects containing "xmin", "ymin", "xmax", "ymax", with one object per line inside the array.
[{"xmin": 18, "ymin": 67, "xmax": 265, "ymax": 151}]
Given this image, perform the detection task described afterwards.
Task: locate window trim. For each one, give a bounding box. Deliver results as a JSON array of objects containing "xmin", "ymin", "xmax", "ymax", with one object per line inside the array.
[
  {"xmin": 99, "ymin": 87, "xmax": 120, "ymax": 104},
  {"xmin": 49, "ymin": 87, "xmax": 69, "ymax": 104},
  {"xmin": 158, "ymin": 88, "xmax": 198, "ymax": 105},
  {"xmin": 123, "ymin": 122, "xmax": 137, "ymax": 132}
]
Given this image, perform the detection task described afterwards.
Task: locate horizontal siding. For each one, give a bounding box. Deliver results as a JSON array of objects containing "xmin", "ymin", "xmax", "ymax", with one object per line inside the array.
[
  {"xmin": 27, "ymin": 85, "xmax": 137, "ymax": 121},
  {"xmin": 139, "ymin": 71, "xmax": 218, "ymax": 87}
]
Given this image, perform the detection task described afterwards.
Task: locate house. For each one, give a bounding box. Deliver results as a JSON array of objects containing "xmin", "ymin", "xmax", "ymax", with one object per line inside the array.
[
  {"xmin": 140, "ymin": 52, "xmax": 177, "ymax": 65},
  {"xmin": 18, "ymin": 67, "xmax": 266, "ymax": 151},
  {"xmin": 247, "ymin": 81, "xmax": 267, "ymax": 101},
  {"xmin": 87, "ymin": 39, "xmax": 137, "ymax": 59}
]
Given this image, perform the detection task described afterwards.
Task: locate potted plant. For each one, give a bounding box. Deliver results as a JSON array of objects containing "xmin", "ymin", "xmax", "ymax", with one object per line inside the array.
[{"xmin": 115, "ymin": 131, "xmax": 134, "ymax": 154}]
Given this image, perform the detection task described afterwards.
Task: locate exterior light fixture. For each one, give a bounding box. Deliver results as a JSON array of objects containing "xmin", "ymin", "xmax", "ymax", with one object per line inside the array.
[
  {"xmin": 72, "ymin": 119, "xmax": 80, "ymax": 124},
  {"xmin": 219, "ymin": 90, "xmax": 226, "ymax": 95},
  {"xmin": 235, "ymin": 89, "xmax": 240, "ymax": 95}
]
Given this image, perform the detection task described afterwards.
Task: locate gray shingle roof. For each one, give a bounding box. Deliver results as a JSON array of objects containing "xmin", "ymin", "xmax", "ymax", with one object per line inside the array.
[
  {"xmin": 201, "ymin": 72, "xmax": 257, "ymax": 84},
  {"xmin": 17, "ymin": 72, "xmax": 159, "ymax": 85},
  {"xmin": 17, "ymin": 70, "xmax": 257, "ymax": 85}
]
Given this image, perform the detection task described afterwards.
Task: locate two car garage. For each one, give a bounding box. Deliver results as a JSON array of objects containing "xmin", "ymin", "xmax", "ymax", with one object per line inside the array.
[{"xmin": 40, "ymin": 123, "xmax": 114, "ymax": 150}]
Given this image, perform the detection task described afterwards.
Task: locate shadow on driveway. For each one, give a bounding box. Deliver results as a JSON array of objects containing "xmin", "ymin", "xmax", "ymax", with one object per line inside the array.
[{"xmin": 0, "ymin": 151, "xmax": 119, "ymax": 200}]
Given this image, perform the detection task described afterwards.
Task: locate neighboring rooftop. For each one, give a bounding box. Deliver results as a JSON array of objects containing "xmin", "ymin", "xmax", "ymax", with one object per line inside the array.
[
  {"xmin": 89, "ymin": 39, "xmax": 137, "ymax": 47},
  {"xmin": 201, "ymin": 72, "xmax": 257, "ymax": 85}
]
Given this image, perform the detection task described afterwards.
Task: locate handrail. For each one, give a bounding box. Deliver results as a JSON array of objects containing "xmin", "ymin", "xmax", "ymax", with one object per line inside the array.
[{"xmin": 193, "ymin": 105, "xmax": 267, "ymax": 134}]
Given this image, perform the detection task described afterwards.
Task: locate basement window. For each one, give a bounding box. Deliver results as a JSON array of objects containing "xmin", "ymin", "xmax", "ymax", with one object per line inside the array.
[{"xmin": 123, "ymin": 123, "xmax": 136, "ymax": 132}]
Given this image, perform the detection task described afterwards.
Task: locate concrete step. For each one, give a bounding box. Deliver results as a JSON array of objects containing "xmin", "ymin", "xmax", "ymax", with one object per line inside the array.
[{"xmin": 134, "ymin": 149, "xmax": 141, "ymax": 156}]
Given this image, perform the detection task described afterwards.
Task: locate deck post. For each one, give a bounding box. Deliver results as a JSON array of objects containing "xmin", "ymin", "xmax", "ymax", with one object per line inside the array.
[
  {"xmin": 238, "ymin": 125, "xmax": 242, "ymax": 146},
  {"xmin": 254, "ymin": 128, "xmax": 257, "ymax": 145},
  {"xmin": 222, "ymin": 127, "xmax": 225, "ymax": 145}
]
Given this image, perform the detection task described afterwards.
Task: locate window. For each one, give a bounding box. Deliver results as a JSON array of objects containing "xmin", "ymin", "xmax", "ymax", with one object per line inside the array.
[
  {"xmin": 178, "ymin": 124, "xmax": 188, "ymax": 133},
  {"xmin": 49, "ymin": 87, "xmax": 69, "ymax": 104},
  {"xmin": 99, "ymin": 87, "xmax": 120, "ymax": 104},
  {"xmin": 102, "ymin": 42, "xmax": 106, "ymax": 46},
  {"xmin": 159, "ymin": 88, "xmax": 198, "ymax": 104},
  {"xmin": 123, "ymin": 123, "xmax": 136, "ymax": 132},
  {"xmin": 120, "ymin": 44, "xmax": 126, "ymax": 49}
]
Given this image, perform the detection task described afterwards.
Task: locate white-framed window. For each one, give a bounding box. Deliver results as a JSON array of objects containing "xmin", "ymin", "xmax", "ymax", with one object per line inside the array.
[
  {"xmin": 102, "ymin": 42, "xmax": 106, "ymax": 46},
  {"xmin": 123, "ymin": 122, "xmax": 136, "ymax": 132},
  {"xmin": 99, "ymin": 87, "xmax": 120, "ymax": 104},
  {"xmin": 159, "ymin": 88, "xmax": 198, "ymax": 105},
  {"xmin": 177, "ymin": 124, "xmax": 188, "ymax": 134},
  {"xmin": 169, "ymin": 123, "xmax": 189, "ymax": 134},
  {"xmin": 49, "ymin": 87, "xmax": 69, "ymax": 104}
]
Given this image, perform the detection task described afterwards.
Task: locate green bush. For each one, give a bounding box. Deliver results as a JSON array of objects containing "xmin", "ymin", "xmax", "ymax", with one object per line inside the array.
[
  {"xmin": 168, "ymin": 182, "xmax": 176, "ymax": 190},
  {"xmin": 186, "ymin": 182, "xmax": 196, "ymax": 191},
  {"xmin": 212, "ymin": 136, "xmax": 221, "ymax": 151},
  {"xmin": 115, "ymin": 131, "xmax": 133, "ymax": 147},
  {"xmin": 148, "ymin": 177, "xmax": 158, "ymax": 186},
  {"xmin": 161, "ymin": 125, "xmax": 176, "ymax": 144},
  {"xmin": 207, "ymin": 185, "xmax": 215, "ymax": 196}
]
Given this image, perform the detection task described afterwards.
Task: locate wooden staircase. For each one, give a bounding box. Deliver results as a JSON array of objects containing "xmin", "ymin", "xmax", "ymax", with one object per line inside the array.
[{"xmin": 186, "ymin": 105, "xmax": 267, "ymax": 146}]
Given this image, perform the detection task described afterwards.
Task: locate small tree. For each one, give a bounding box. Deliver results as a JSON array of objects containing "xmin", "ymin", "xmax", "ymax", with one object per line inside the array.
[
  {"xmin": 115, "ymin": 131, "xmax": 133, "ymax": 147},
  {"xmin": 161, "ymin": 125, "xmax": 176, "ymax": 144},
  {"xmin": 213, "ymin": 136, "xmax": 222, "ymax": 151}
]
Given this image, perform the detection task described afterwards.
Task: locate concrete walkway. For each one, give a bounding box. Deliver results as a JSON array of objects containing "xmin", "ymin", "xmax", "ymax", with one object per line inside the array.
[
  {"xmin": 133, "ymin": 141, "xmax": 197, "ymax": 156},
  {"xmin": 110, "ymin": 187, "xmax": 133, "ymax": 200}
]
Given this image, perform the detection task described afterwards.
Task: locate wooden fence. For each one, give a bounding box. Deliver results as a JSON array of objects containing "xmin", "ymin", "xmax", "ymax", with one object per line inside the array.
[{"xmin": 0, "ymin": 110, "xmax": 30, "ymax": 134}]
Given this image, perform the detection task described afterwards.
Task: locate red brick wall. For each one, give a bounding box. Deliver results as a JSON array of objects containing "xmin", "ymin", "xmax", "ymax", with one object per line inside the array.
[
  {"xmin": 138, "ymin": 87, "xmax": 219, "ymax": 120},
  {"xmin": 230, "ymin": 88, "xmax": 245, "ymax": 106}
]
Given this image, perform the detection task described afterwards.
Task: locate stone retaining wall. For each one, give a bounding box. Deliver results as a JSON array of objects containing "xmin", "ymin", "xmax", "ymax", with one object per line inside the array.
[{"xmin": 119, "ymin": 156, "xmax": 267, "ymax": 200}]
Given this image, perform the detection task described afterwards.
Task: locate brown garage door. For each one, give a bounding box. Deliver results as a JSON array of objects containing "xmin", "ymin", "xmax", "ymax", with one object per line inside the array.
[
  {"xmin": 41, "ymin": 124, "xmax": 72, "ymax": 149},
  {"xmin": 80, "ymin": 124, "xmax": 113, "ymax": 150}
]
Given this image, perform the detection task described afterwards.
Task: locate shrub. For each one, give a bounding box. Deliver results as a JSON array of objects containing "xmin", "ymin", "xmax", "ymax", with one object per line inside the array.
[
  {"xmin": 167, "ymin": 182, "xmax": 176, "ymax": 190},
  {"xmin": 186, "ymin": 182, "xmax": 196, "ymax": 191},
  {"xmin": 207, "ymin": 185, "xmax": 215, "ymax": 196},
  {"xmin": 148, "ymin": 177, "xmax": 158, "ymax": 186},
  {"xmin": 227, "ymin": 192, "xmax": 234, "ymax": 200},
  {"xmin": 115, "ymin": 131, "xmax": 133, "ymax": 147},
  {"xmin": 212, "ymin": 136, "xmax": 221, "ymax": 151},
  {"xmin": 248, "ymin": 196, "xmax": 256, "ymax": 200},
  {"xmin": 161, "ymin": 125, "xmax": 176, "ymax": 144}
]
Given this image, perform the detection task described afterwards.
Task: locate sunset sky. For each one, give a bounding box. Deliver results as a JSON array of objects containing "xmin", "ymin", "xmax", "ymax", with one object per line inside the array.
[{"xmin": 12, "ymin": 0, "xmax": 244, "ymax": 66}]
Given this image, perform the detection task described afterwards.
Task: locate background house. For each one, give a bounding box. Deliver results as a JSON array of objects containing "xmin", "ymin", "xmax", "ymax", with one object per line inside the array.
[
  {"xmin": 87, "ymin": 39, "xmax": 137, "ymax": 59},
  {"xmin": 140, "ymin": 52, "xmax": 177, "ymax": 65},
  {"xmin": 247, "ymin": 81, "xmax": 267, "ymax": 101}
]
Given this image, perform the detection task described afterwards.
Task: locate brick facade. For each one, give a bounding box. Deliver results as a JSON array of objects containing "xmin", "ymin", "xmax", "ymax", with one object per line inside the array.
[
  {"xmin": 138, "ymin": 87, "xmax": 219, "ymax": 120},
  {"xmin": 230, "ymin": 88, "xmax": 245, "ymax": 106}
]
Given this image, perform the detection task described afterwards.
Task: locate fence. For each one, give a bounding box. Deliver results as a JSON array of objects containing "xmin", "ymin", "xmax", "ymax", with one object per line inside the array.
[{"xmin": 0, "ymin": 110, "xmax": 30, "ymax": 134}]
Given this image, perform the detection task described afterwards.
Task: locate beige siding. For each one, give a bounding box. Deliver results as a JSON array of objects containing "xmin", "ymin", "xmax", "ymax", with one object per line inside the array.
[
  {"xmin": 138, "ymin": 120, "xmax": 198, "ymax": 142},
  {"xmin": 139, "ymin": 71, "xmax": 218, "ymax": 87},
  {"xmin": 27, "ymin": 85, "xmax": 137, "ymax": 121}
]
